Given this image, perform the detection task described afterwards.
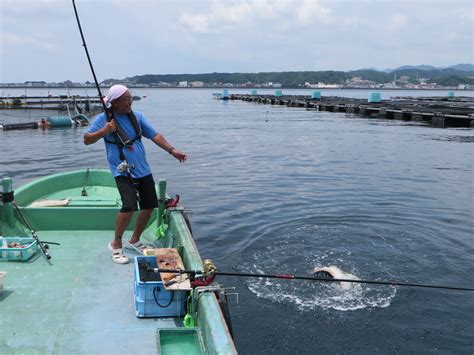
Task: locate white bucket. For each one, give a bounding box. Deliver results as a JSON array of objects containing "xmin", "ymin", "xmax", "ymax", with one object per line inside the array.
[{"xmin": 0, "ymin": 271, "xmax": 6, "ymax": 293}]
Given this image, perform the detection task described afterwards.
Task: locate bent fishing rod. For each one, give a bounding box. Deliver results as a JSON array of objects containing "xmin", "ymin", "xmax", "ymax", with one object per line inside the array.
[
  {"xmin": 151, "ymin": 267, "xmax": 474, "ymax": 292},
  {"xmin": 72, "ymin": 0, "xmax": 139, "ymax": 199}
]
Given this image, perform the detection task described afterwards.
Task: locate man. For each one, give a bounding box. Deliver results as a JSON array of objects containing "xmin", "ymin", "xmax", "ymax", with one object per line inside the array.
[{"xmin": 84, "ymin": 85, "xmax": 187, "ymax": 264}]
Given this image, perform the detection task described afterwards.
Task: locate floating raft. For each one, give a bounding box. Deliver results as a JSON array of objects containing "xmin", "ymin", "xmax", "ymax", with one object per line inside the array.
[
  {"xmin": 0, "ymin": 95, "xmax": 103, "ymax": 111},
  {"xmin": 230, "ymin": 94, "xmax": 474, "ymax": 128}
]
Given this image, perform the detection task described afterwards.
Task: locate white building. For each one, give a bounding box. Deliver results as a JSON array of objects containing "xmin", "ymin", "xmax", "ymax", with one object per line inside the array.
[{"xmin": 190, "ymin": 81, "xmax": 204, "ymax": 88}]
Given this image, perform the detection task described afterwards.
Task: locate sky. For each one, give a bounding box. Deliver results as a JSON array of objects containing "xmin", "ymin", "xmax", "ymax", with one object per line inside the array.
[{"xmin": 1, "ymin": 0, "xmax": 473, "ymax": 83}]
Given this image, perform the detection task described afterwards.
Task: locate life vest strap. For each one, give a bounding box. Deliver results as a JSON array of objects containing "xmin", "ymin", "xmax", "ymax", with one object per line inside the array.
[{"xmin": 103, "ymin": 110, "xmax": 142, "ymax": 160}]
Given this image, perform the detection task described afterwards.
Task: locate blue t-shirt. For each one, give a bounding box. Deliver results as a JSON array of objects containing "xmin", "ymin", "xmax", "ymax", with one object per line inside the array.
[{"xmin": 86, "ymin": 111, "xmax": 159, "ymax": 178}]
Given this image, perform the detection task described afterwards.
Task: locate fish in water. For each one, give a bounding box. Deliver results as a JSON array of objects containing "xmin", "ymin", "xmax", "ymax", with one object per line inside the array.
[{"xmin": 313, "ymin": 266, "xmax": 352, "ymax": 290}]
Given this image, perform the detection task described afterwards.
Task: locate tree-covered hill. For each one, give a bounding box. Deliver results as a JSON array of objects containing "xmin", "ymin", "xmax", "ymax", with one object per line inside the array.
[{"xmin": 101, "ymin": 67, "xmax": 474, "ymax": 87}]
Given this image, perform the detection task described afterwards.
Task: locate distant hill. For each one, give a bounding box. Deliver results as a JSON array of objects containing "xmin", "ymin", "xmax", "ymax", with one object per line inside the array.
[
  {"xmin": 102, "ymin": 65, "xmax": 474, "ymax": 88},
  {"xmin": 390, "ymin": 65, "xmax": 438, "ymax": 72},
  {"xmin": 449, "ymin": 64, "xmax": 474, "ymax": 72},
  {"xmin": 380, "ymin": 64, "xmax": 474, "ymax": 73}
]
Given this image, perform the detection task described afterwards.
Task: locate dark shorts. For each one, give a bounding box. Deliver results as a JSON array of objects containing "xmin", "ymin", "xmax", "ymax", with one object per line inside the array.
[{"xmin": 115, "ymin": 174, "xmax": 158, "ymax": 212}]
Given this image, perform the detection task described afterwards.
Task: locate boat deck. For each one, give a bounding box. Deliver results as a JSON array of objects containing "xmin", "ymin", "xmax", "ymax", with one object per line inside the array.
[{"xmin": 0, "ymin": 230, "xmax": 180, "ymax": 354}]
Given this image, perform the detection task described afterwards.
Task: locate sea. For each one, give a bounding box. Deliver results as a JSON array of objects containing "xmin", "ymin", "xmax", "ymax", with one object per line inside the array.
[{"xmin": 1, "ymin": 88, "xmax": 473, "ymax": 354}]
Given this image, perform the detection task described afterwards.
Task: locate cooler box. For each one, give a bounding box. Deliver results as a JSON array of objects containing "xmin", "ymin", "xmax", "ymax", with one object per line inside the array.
[{"xmin": 134, "ymin": 256, "xmax": 188, "ymax": 318}]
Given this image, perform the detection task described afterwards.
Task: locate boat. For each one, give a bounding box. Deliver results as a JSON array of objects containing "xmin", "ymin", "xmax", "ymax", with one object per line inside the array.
[{"xmin": 0, "ymin": 169, "xmax": 237, "ymax": 354}]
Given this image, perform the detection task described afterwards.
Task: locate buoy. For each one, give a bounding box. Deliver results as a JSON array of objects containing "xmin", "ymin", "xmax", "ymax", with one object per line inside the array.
[
  {"xmin": 368, "ymin": 92, "xmax": 381, "ymax": 103},
  {"xmin": 2, "ymin": 122, "xmax": 39, "ymax": 131},
  {"xmin": 46, "ymin": 115, "xmax": 73, "ymax": 127},
  {"xmin": 72, "ymin": 114, "xmax": 89, "ymax": 126},
  {"xmin": 312, "ymin": 91, "xmax": 321, "ymax": 99}
]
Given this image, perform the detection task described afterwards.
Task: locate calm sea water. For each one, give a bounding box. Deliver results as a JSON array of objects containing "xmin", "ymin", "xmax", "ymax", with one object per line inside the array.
[{"xmin": 1, "ymin": 88, "xmax": 473, "ymax": 353}]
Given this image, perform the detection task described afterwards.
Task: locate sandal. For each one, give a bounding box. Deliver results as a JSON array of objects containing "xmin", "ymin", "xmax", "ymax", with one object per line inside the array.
[
  {"xmin": 108, "ymin": 241, "xmax": 129, "ymax": 264},
  {"xmin": 123, "ymin": 238, "xmax": 149, "ymax": 255}
]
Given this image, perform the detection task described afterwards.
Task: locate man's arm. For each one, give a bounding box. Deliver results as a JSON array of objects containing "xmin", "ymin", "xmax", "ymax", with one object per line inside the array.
[
  {"xmin": 152, "ymin": 133, "xmax": 187, "ymax": 162},
  {"xmin": 83, "ymin": 120, "xmax": 116, "ymax": 145}
]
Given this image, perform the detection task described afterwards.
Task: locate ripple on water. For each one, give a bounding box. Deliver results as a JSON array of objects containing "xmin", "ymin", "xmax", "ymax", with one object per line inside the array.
[{"xmin": 236, "ymin": 216, "xmax": 455, "ymax": 312}]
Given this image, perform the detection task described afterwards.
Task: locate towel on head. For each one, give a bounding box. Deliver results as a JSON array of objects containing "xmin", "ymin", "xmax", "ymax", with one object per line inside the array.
[{"xmin": 104, "ymin": 84, "xmax": 128, "ymax": 108}]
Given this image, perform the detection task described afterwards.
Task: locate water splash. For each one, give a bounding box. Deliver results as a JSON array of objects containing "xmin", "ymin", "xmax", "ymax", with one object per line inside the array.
[
  {"xmin": 246, "ymin": 263, "xmax": 396, "ymax": 312},
  {"xmin": 240, "ymin": 219, "xmax": 402, "ymax": 312}
]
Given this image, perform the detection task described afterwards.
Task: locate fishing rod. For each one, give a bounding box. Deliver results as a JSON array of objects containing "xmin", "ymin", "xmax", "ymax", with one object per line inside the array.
[
  {"xmin": 150, "ymin": 267, "xmax": 474, "ymax": 292},
  {"xmin": 12, "ymin": 202, "xmax": 54, "ymax": 260},
  {"xmin": 72, "ymin": 0, "xmax": 129, "ymax": 146},
  {"xmin": 72, "ymin": 0, "xmax": 110, "ymax": 124},
  {"xmin": 72, "ymin": 0, "xmax": 140, "ymax": 201}
]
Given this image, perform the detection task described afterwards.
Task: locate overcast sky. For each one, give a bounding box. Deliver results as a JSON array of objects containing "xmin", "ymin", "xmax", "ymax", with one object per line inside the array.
[{"xmin": 1, "ymin": 0, "xmax": 473, "ymax": 83}]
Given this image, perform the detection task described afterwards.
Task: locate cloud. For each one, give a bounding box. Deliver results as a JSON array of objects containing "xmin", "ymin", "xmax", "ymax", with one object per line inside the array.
[
  {"xmin": 179, "ymin": 14, "xmax": 210, "ymax": 33},
  {"xmin": 387, "ymin": 14, "xmax": 408, "ymax": 30},
  {"xmin": 179, "ymin": 0, "xmax": 253, "ymax": 34},
  {"xmin": 0, "ymin": 0, "xmax": 472, "ymax": 82},
  {"xmin": 296, "ymin": 0, "xmax": 332, "ymax": 25},
  {"xmin": 178, "ymin": 0, "xmax": 333, "ymax": 34},
  {"xmin": 2, "ymin": 32, "xmax": 54, "ymax": 50}
]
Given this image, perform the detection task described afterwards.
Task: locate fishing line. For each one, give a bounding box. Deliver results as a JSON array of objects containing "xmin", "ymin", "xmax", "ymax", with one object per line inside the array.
[{"xmin": 151, "ymin": 267, "xmax": 474, "ymax": 292}]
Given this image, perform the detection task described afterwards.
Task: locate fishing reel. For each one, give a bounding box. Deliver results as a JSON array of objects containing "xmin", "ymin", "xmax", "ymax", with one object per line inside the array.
[
  {"xmin": 117, "ymin": 161, "xmax": 135, "ymax": 173},
  {"xmin": 203, "ymin": 259, "xmax": 217, "ymax": 277}
]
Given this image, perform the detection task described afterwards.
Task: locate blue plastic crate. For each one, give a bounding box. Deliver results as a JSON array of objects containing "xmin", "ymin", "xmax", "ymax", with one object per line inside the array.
[
  {"xmin": 134, "ymin": 256, "xmax": 188, "ymax": 318},
  {"xmin": 0, "ymin": 237, "xmax": 37, "ymax": 261}
]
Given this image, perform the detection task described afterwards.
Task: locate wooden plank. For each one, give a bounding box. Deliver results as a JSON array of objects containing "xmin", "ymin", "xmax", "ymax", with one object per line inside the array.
[
  {"xmin": 154, "ymin": 248, "xmax": 191, "ymax": 291},
  {"xmin": 30, "ymin": 199, "xmax": 70, "ymax": 207}
]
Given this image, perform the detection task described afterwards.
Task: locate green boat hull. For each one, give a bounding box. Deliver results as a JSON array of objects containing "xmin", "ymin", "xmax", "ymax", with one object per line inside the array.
[{"xmin": 0, "ymin": 169, "xmax": 237, "ymax": 354}]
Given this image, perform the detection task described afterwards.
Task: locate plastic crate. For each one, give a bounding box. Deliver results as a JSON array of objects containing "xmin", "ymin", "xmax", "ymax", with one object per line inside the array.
[
  {"xmin": 0, "ymin": 237, "xmax": 37, "ymax": 261},
  {"xmin": 134, "ymin": 256, "xmax": 188, "ymax": 318}
]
